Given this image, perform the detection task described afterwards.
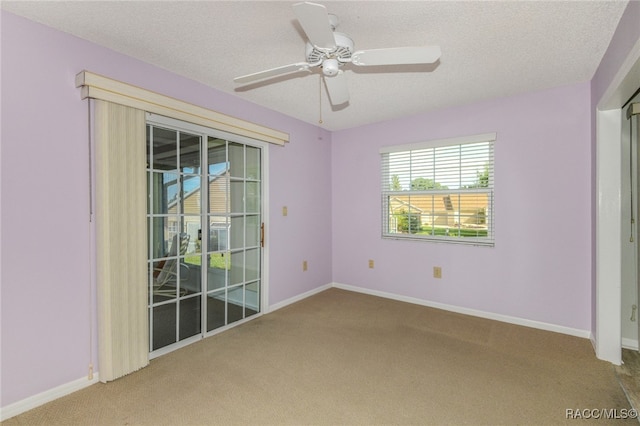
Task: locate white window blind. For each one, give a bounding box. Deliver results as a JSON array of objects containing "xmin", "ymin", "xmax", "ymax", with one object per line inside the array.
[{"xmin": 380, "ymin": 133, "xmax": 495, "ymax": 246}]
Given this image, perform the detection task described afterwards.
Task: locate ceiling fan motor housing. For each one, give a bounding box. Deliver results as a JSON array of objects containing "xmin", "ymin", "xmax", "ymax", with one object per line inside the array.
[{"xmin": 305, "ymin": 31, "xmax": 354, "ymax": 70}]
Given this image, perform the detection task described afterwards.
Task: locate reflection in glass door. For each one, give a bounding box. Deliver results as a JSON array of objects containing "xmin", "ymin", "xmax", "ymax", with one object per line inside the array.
[{"xmin": 146, "ymin": 116, "xmax": 262, "ymax": 355}]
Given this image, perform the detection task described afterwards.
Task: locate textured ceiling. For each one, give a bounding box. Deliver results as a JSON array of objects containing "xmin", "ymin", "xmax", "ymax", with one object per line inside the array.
[{"xmin": 2, "ymin": 1, "xmax": 629, "ymax": 131}]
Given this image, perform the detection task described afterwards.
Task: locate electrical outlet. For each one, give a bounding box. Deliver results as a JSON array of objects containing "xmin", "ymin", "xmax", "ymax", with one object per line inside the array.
[
  {"xmin": 303, "ymin": 260, "xmax": 308, "ymax": 271},
  {"xmin": 433, "ymin": 266, "xmax": 442, "ymax": 279},
  {"xmin": 282, "ymin": 206, "xmax": 288, "ymax": 216},
  {"xmin": 368, "ymin": 259, "xmax": 374, "ymax": 269}
]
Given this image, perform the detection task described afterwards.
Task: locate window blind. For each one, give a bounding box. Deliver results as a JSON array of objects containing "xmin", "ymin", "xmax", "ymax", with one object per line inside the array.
[{"xmin": 381, "ymin": 133, "xmax": 495, "ymax": 245}]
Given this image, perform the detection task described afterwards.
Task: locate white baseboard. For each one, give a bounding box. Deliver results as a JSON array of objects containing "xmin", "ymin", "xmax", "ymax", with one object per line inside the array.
[
  {"xmin": 266, "ymin": 283, "xmax": 333, "ymax": 313},
  {"xmin": 332, "ymin": 282, "xmax": 591, "ymax": 339},
  {"xmin": 1, "ymin": 373, "xmax": 100, "ymax": 421},
  {"xmin": 590, "ymin": 332, "xmax": 597, "ymax": 354},
  {"xmin": 622, "ymin": 337, "xmax": 639, "ymax": 351}
]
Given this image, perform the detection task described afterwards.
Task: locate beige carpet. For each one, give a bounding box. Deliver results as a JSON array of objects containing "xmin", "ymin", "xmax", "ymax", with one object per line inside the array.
[{"xmin": 3, "ymin": 288, "xmax": 635, "ymax": 425}]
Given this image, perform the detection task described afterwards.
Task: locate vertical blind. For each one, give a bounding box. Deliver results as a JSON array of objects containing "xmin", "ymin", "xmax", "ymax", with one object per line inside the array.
[
  {"xmin": 380, "ymin": 133, "xmax": 495, "ymax": 245},
  {"xmin": 95, "ymin": 100, "xmax": 149, "ymax": 381},
  {"xmin": 82, "ymin": 69, "xmax": 291, "ymax": 380}
]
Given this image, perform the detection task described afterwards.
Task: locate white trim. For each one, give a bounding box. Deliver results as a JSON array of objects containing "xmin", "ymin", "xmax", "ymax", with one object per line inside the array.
[
  {"xmin": 332, "ymin": 282, "xmax": 591, "ymax": 339},
  {"xmin": 598, "ymin": 37, "xmax": 640, "ymax": 111},
  {"xmin": 261, "ymin": 144, "xmax": 270, "ymax": 317},
  {"xmin": 379, "ymin": 132, "xmax": 496, "ymax": 154},
  {"xmin": 589, "ymin": 333, "xmax": 597, "ymax": 353},
  {"xmin": 596, "ymin": 108, "xmax": 624, "ymax": 365},
  {"xmin": 265, "ymin": 283, "xmax": 333, "ymax": 313},
  {"xmin": 0, "ymin": 374, "xmax": 100, "ymax": 421},
  {"xmin": 622, "ymin": 337, "xmax": 639, "ymax": 351},
  {"xmin": 76, "ymin": 71, "xmax": 289, "ymax": 146}
]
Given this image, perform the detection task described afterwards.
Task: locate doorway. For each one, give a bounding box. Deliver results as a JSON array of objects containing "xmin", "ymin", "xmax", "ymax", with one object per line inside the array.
[
  {"xmin": 146, "ymin": 114, "xmax": 264, "ymax": 356},
  {"xmin": 619, "ymin": 93, "xmax": 640, "ymax": 410},
  {"xmin": 622, "ymin": 91, "xmax": 640, "ymax": 351}
]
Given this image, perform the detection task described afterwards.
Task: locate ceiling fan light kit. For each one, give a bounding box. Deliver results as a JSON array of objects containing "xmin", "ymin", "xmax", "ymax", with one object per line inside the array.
[
  {"xmin": 233, "ymin": 1, "xmax": 441, "ymax": 108},
  {"xmin": 322, "ymin": 58, "xmax": 339, "ymax": 76}
]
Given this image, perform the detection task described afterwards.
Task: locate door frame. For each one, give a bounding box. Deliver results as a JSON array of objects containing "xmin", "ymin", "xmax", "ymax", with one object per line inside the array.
[
  {"xmin": 621, "ymin": 95, "xmax": 640, "ymax": 351},
  {"xmin": 146, "ymin": 113, "xmax": 270, "ymax": 358},
  {"xmin": 595, "ymin": 38, "xmax": 640, "ymax": 365}
]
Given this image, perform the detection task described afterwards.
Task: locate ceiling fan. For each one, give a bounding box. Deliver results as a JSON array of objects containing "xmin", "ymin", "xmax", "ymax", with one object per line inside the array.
[{"xmin": 233, "ymin": 1, "xmax": 441, "ymax": 107}]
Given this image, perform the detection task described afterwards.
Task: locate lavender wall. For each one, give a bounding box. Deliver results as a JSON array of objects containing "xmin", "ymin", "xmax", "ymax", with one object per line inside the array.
[
  {"xmin": 331, "ymin": 82, "xmax": 592, "ymax": 330},
  {"xmin": 1, "ymin": 11, "xmax": 332, "ymax": 407},
  {"xmin": 2, "ymin": 0, "xmax": 635, "ymax": 412}
]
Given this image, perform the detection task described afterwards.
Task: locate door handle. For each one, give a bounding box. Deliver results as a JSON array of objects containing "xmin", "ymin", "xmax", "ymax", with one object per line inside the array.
[{"xmin": 260, "ymin": 223, "xmax": 265, "ymax": 248}]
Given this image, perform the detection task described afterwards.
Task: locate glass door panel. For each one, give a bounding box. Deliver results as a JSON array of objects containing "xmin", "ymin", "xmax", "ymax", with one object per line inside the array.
[
  {"xmin": 179, "ymin": 296, "xmax": 201, "ymax": 340},
  {"xmin": 230, "ymin": 216, "xmax": 244, "ymax": 250},
  {"xmin": 229, "ymin": 142, "xmax": 244, "ymax": 178},
  {"xmin": 227, "ymin": 286, "xmax": 244, "ymax": 324},
  {"xmin": 205, "ymin": 136, "xmax": 261, "ymax": 333},
  {"xmin": 148, "ymin": 119, "xmax": 262, "ymax": 355},
  {"xmin": 246, "ymin": 146, "xmax": 260, "ymax": 180},
  {"xmin": 149, "ymin": 172, "xmax": 178, "ymax": 215},
  {"xmin": 207, "ymin": 289, "xmax": 225, "ymax": 331},
  {"xmin": 245, "ymin": 248, "xmax": 260, "ymax": 282},
  {"xmin": 230, "ymin": 181, "xmax": 244, "ymax": 213},
  {"xmin": 230, "ymin": 252, "xmax": 244, "ymax": 286},
  {"xmin": 148, "ymin": 124, "xmax": 204, "ymax": 353},
  {"xmin": 151, "ymin": 127, "xmax": 178, "ymax": 172},
  {"xmin": 152, "ymin": 304, "xmax": 176, "ymax": 351},
  {"xmin": 246, "ymin": 182, "xmax": 260, "ymax": 213},
  {"xmin": 180, "ymin": 133, "xmax": 201, "ymax": 173},
  {"xmin": 207, "ymin": 253, "xmax": 228, "ymax": 291},
  {"xmin": 246, "ymin": 215, "xmax": 260, "ymax": 247},
  {"xmin": 246, "ymin": 281, "xmax": 260, "ymax": 316}
]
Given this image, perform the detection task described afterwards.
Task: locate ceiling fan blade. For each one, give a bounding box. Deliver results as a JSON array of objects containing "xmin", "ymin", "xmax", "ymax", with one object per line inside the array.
[
  {"xmin": 351, "ymin": 46, "xmax": 441, "ymax": 66},
  {"xmin": 323, "ymin": 70, "xmax": 349, "ymax": 106},
  {"xmin": 234, "ymin": 62, "xmax": 311, "ymax": 84},
  {"xmin": 293, "ymin": 2, "xmax": 336, "ymax": 50}
]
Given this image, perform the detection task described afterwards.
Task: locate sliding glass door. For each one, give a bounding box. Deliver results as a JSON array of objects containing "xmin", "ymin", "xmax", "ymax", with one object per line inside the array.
[{"xmin": 146, "ymin": 114, "xmax": 263, "ymax": 356}]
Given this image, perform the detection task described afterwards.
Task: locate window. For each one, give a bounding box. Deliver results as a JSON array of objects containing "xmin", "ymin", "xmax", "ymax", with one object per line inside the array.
[{"xmin": 381, "ymin": 133, "xmax": 495, "ymax": 246}]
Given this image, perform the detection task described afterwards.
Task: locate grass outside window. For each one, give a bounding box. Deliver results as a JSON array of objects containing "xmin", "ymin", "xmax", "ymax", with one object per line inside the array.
[{"xmin": 184, "ymin": 252, "xmax": 230, "ymax": 269}]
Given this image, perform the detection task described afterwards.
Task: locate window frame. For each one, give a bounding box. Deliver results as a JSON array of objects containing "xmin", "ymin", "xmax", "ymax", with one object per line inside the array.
[{"xmin": 380, "ymin": 133, "xmax": 495, "ymax": 247}]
